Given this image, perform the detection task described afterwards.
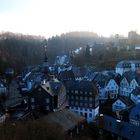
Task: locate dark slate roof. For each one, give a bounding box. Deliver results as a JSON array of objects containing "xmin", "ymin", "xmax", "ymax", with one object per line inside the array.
[
  {"xmin": 41, "ymin": 81, "xmax": 63, "ymax": 96},
  {"xmin": 118, "ymin": 96, "xmax": 134, "ymax": 106},
  {"xmin": 23, "ymin": 72, "xmax": 49, "ymax": 83},
  {"xmin": 65, "ymin": 80, "xmax": 98, "ymax": 95},
  {"xmin": 58, "ymin": 69, "xmax": 75, "ymax": 81},
  {"xmin": 72, "ymin": 67, "xmax": 90, "ymax": 78},
  {"xmin": 92, "ymin": 72, "xmax": 111, "ymax": 87},
  {"xmin": 122, "ymin": 70, "xmax": 140, "ymax": 84},
  {"xmin": 131, "ymin": 87, "xmax": 140, "ymax": 96},
  {"xmin": 41, "ymin": 109, "xmax": 85, "ymax": 132}
]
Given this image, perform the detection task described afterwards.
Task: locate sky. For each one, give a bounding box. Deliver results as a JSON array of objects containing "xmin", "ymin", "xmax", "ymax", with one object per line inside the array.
[{"xmin": 0, "ymin": 0, "xmax": 140, "ymax": 38}]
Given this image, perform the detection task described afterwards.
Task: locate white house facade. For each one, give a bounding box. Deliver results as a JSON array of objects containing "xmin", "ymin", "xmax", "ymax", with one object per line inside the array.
[
  {"xmin": 105, "ymin": 79, "xmax": 119, "ymax": 99},
  {"xmin": 116, "ymin": 60, "xmax": 140, "ymax": 75}
]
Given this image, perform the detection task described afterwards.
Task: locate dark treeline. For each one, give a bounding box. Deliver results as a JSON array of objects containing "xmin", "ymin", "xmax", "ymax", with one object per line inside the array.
[
  {"xmin": 47, "ymin": 31, "xmax": 107, "ymax": 57},
  {"xmin": 0, "ymin": 31, "xmax": 107, "ymax": 73},
  {"xmin": 1, "ymin": 31, "xmax": 140, "ymax": 73},
  {"xmin": 0, "ymin": 32, "xmax": 45, "ymax": 73}
]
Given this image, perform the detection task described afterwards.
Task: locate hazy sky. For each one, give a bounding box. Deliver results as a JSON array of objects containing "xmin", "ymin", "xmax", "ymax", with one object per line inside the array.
[{"xmin": 0, "ymin": 0, "xmax": 140, "ymax": 38}]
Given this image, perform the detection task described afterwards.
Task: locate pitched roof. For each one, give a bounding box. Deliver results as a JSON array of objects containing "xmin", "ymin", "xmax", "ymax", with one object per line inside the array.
[
  {"xmin": 65, "ymin": 80, "xmax": 98, "ymax": 95},
  {"xmin": 131, "ymin": 87, "xmax": 140, "ymax": 96},
  {"xmin": 118, "ymin": 96, "xmax": 134, "ymax": 106},
  {"xmin": 122, "ymin": 70, "xmax": 140, "ymax": 84},
  {"xmin": 41, "ymin": 109, "xmax": 85, "ymax": 132},
  {"xmin": 41, "ymin": 81, "xmax": 63, "ymax": 96},
  {"xmin": 92, "ymin": 72, "xmax": 111, "ymax": 87},
  {"xmin": 58, "ymin": 69, "xmax": 75, "ymax": 81}
]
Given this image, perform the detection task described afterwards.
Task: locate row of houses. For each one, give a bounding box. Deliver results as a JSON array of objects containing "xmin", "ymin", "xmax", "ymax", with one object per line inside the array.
[
  {"xmin": 17, "ymin": 59, "xmax": 140, "ymax": 123},
  {"xmin": 98, "ymin": 97, "xmax": 140, "ymax": 140}
]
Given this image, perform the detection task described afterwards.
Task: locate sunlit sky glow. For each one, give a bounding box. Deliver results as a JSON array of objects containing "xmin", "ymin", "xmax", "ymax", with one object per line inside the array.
[{"xmin": 0, "ymin": 0, "xmax": 140, "ymax": 38}]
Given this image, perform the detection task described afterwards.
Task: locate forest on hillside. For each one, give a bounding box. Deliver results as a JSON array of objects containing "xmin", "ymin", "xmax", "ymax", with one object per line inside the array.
[
  {"xmin": 0, "ymin": 31, "xmax": 106, "ymax": 73},
  {"xmin": 0, "ymin": 31, "xmax": 140, "ymax": 73}
]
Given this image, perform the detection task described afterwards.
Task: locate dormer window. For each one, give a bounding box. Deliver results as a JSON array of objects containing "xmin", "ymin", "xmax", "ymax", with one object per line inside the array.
[{"xmin": 47, "ymin": 87, "xmax": 49, "ymax": 90}]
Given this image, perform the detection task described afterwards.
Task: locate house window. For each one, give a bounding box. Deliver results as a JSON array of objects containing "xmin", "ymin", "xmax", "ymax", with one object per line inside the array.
[
  {"xmin": 47, "ymin": 87, "xmax": 49, "ymax": 90},
  {"xmin": 71, "ymin": 96, "xmax": 74, "ymax": 99},
  {"xmin": 31, "ymin": 105, "xmax": 35, "ymax": 109},
  {"xmin": 75, "ymin": 90, "xmax": 78, "ymax": 94},
  {"xmin": 75, "ymin": 102, "xmax": 78, "ymax": 106},
  {"xmin": 80, "ymin": 97, "xmax": 83, "ymax": 100},
  {"xmin": 89, "ymin": 109, "xmax": 92, "ymax": 112},
  {"xmin": 89, "ymin": 97, "xmax": 92, "ymax": 101},
  {"xmin": 80, "ymin": 91, "xmax": 83, "ymax": 94},
  {"xmin": 46, "ymin": 106, "xmax": 50, "ymax": 111},
  {"xmin": 85, "ymin": 97, "xmax": 88, "ymax": 100},
  {"xmin": 84, "ymin": 103, "xmax": 88, "ymax": 107},
  {"xmin": 71, "ymin": 101, "xmax": 74, "ymax": 105},
  {"xmin": 46, "ymin": 98, "xmax": 50, "ymax": 103},
  {"xmin": 76, "ymin": 96, "xmax": 79, "ymax": 100},
  {"xmin": 130, "ymin": 131, "xmax": 135, "ymax": 135},
  {"xmin": 31, "ymin": 98, "xmax": 35, "ymax": 103},
  {"xmin": 80, "ymin": 102, "xmax": 83, "ymax": 106},
  {"xmin": 89, "ymin": 113, "xmax": 92, "ymax": 118},
  {"xmin": 89, "ymin": 92, "xmax": 92, "ymax": 95},
  {"xmin": 89, "ymin": 104, "xmax": 92, "ymax": 107}
]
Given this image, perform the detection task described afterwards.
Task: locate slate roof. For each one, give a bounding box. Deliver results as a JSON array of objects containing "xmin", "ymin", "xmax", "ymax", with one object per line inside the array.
[
  {"xmin": 58, "ymin": 69, "xmax": 75, "ymax": 81},
  {"xmin": 122, "ymin": 70, "xmax": 140, "ymax": 84},
  {"xmin": 92, "ymin": 72, "xmax": 111, "ymax": 88},
  {"xmin": 41, "ymin": 109, "xmax": 85, "ymax": 132},
  {"xmin": 23, "ymin": 72, "xmax": 49, "ymax": 83},
  {"xmin": 118, "ymin": 96, "xmax": 134, "ymax": 107},
  {"xmin": 72, "ymin": 67, "xmax": 92, "ymax": 78},
  {"xmin": 65, "ymin": 80, "xmax": 98, "ymax": 95},
  {"xmin": 41, "ymin": 81, "xmax": 63, "ymax": 96},
  {"xmin": 131, "ymin": 87, "xmax": 140, "ymax": 96}
]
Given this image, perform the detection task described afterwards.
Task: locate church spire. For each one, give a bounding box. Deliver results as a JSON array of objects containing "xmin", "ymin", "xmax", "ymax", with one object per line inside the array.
[
  {"xmin": 43, "ymin": 39, "xmax": 48, "ymax": 66},
  {"xmin": 44, "ymin": 44, "xmax": 48, "ymax": 63}
]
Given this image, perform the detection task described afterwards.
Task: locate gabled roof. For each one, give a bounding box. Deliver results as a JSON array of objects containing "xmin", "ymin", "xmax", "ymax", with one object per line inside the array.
[
  {"xmin": 118, "ymin": 96, "xmax": 134, "ymax": 107},
  {"xmin": 41, "ymin": 109, "xmax": 85, "ymax": 132}
]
